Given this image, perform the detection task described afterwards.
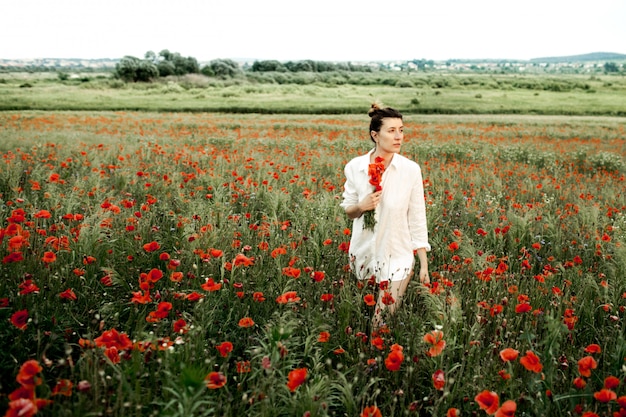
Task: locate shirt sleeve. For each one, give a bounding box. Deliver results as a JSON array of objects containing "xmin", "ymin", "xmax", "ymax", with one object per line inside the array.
[
  {"xmin": 340, "ymin": 162, "xmax": 359, "ymax": 210},
  {"xmin": 408, "ymin": 164, "xmax": 431, "ymax": 252}
]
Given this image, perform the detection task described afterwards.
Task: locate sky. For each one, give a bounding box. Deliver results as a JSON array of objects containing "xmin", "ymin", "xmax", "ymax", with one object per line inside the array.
[{"xmin": 2, "ymin": 0, "xmax": 625, "ymax": 62}]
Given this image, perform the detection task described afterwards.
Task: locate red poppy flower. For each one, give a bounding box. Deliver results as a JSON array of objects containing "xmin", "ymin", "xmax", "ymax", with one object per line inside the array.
[
  {"xmin": 593, "ymin": 388, "xmax": 617, "ymax": 403},
  {"xmin": 173, "ymin": 319, "xmax": 188, "ymax": 334},
  {"xmin": 311, "ymin": 270, "xmax": 325, "ymax": 282},
  {"xmin": 361, "ymin": 405, "xmax": 382, "ymax": 417},
  {"xmin": 216, "ymin": 341, "xmax": 233, "ymax": 358},
  {"xmin": 94, "ymin": 328, "xmax": 133, "ymax": 350},
  {"xmin": 515, "ymin": 303, "xmax": 532, "ymax": 313},
  {"xmin": 424, "ymin": 330, "xmax": 446, "ymax": 357},
  {"xmin": 447, "ymin": 408, "xmax": 460, "ymax": 417},
  {"xmin": 59, "ymin": 288, "xmax": 77, "ymax": 301},
  {"xmin": 11, "ymin": 309, "xmax": 29, "ymax": 330},
  {"xmin": 475, "ymin": 390, "xmax": 499, "ymax": 415},
  {"xmin": 104, "ymin": 346, "xmax": 120, "ymax": 364},
  {"xmin": 252, "ymin": 292, "xmax": 266, "ymax": 302},
  {"xmin": 143, "ymin": 241, "xmax": 161, "ymax": 252},
  {"xmin": 604, "ymin": 375, "xmax": 620, "ymax": 389},
  {"xmin": 371, "ymin": 336, "xmax": 385, "ymax": 351},
  {"xmin": 233, "ymin": 253, "xmax": 254, "ymax": 267},
  {"xmin": 381, "ymin": 291, "xmax": 395, "ymax": 305},
  {"xmin": 276, "ymin": 291, "xmax": 300, "ymax": 304},
  {"xmin": 573, "ymin": 377, "xmax": 587, "ymax": 390},
  {"xmin": 384, "ymin": 345, "xmax": 404, "ymax": 372},
  {"xmin": 238, "ymin": 317, "xmax": 255, "ymax": 328},
  {"xmin": 200, "ymin": 277, "xmax": 222, "ymax": 292},
  {"xmin": 578, "ymin": 356, "xmax": 598, "ymax": 377},
  {"xmin": 286, "ymin": 368, "xmax": 307, "ymax": 392},
  {"xmin": 363, "ymin": 294, "xmax": 376, "ymax": 306},
  {"xmin": 520, "ymin": 350, "xmax": 543, "ymax": 373},
  {"xmin": 499, "ymin": 348, "xmax": 519, "ymax": 362},
  {"xmin": 432, "ymin": 369, "xmax": 445, "ymax": 390},
  {"xmin": 318, "ymin": 331, "xmax": 330, "ymax": 343},
  {"xmin": 16, "ymin": 360, "xmax": 43, "ymax": 388},
  {"xmin": 51, "ymin": 379, "xmax": 73, "ymax": 397},
  {"xmin": 495, "ymin": 400, "xmax": 516, "ymax": 417},
  {"xmin": 320, "ymin": 293, "xmax": 334, "ymax": 302},
  {"xmin": 584, "ymin": 344, "xmax": 602, "ymax": 354},
  {"xmin": 281, "ymin": 266, "xmax": 301, "ymax": 278},
  {"xmin": 205, "ymin": 371, "xmax": 227, "ymax": 389}
]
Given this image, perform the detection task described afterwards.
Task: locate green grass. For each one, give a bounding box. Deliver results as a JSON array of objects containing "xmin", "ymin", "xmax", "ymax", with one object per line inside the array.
[{"xmin": 1, "ymin": 72, "xmax": 626, "ymax": 115}]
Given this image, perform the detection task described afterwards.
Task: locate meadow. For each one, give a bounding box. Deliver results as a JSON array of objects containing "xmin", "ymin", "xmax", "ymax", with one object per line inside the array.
[
  {"xmin": 1, "ymin": 71, "xmax": 626, "ymax": 116},
  {"xmin": 1, "ymin": 110, "xmax": 626, "ymax": 417}
]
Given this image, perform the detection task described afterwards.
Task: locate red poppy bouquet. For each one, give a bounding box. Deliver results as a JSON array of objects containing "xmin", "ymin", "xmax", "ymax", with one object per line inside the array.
[{"xmin": 363, "ymin": 156, "xmax": 385, "ymax": 230}]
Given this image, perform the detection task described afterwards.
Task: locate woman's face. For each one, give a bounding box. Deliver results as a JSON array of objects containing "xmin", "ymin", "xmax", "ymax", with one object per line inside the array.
[{"xmin": 372, "ymin": 118, "xmax": 404, "ymax": 155}]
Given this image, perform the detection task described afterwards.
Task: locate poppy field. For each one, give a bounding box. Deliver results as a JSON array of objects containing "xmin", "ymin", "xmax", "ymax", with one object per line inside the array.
[{"xmin": 1, "ymin": 111, "xmax": 625, "ymax": 417}]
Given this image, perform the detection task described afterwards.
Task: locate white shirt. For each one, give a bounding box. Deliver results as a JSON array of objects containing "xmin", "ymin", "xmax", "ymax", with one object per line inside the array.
[{"xmin": 340, "ymin": 150, "xmax": 431, "ymax": 282}]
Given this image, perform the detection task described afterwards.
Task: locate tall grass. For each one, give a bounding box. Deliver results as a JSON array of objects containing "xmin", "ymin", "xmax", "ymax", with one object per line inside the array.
[{"xmin": 0, "ymin": 112, "xmax": 625, "ymax": 416}]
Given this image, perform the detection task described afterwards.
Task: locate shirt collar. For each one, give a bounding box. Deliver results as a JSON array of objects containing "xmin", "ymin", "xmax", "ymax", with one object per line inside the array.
[{"xmin": 359, "ymin": 149, "xmax": 401, "ymax": 172}]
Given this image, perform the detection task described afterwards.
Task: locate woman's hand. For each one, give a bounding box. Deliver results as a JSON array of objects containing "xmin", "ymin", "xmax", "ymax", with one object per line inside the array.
[{"xmin": 359, "ymin": 191, "xmax": 382, "ymax": 212}]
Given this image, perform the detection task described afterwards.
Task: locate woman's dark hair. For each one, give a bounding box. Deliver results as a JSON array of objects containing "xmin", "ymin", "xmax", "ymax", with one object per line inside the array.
[{"xmin": 368, "ymin": 103, "xmax": 403, "ymax": 143}]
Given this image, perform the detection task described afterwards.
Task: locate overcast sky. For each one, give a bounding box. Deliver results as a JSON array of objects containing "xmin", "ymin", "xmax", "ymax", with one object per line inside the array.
[{"xmin": 2, "ymin": 0, "xmax": 625, "ymax": 62}]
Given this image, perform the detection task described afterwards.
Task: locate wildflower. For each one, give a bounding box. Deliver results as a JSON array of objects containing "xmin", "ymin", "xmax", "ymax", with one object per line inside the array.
[
  {"xmin": 104, "ymin": 346, "xmax": 120, "ymax": 364},
  {"xmin": 475, "ymin": 390, "xmax": 500, "ymax": 415},
  {"xmin": 311, "ymin": 270, "xmax": 325, "ymax": 282},
  {"xmin": 146, "ymin": 301, "xmax": 172, "ymax": 322},
  {"xmin": 143, "ymin": 241, "xmax": 161, "ymax": 252},
  {"xmin": 173, "ymin": 319, "xmax": 188, "ymax": 334},
  {"xmin": 51, "ymin": 379, "xmax": 73, "ymax": 397},
  {"xmin": 432, "ymin": 369, "xmax": 445, "ymax": 390},
  {"xmin": 318, "ymin": 331, "xmax": 330, "ymax": 343},
  {"xmin": 16, "ymin": 360, "xmax": 43, "ymax": 388},
  {"xmin": 363, "ymin": 156, "xmax": 385, "ymax": 231},
  {"xmin": 604, "ymin": 375, "xmax": 620, "ymax": 389},
  {"xmin": 233, "ymin": 253, "xmax": 254, "ymax": 267},
  {"xmin": 42, "ymin": 251, "xmax": 57, "ymax": 263},
  {"xmin": 11, "ymin": 309, "xmax": 29, "ymax": 330},
  {"xmin": 252, "ymin": 292, "xmax": 266, "ymax": 302},
  {"xmin": 573, "ymin": 377, "xmax": 587, "ymax": 390},
  {"xmin": 423, "ymin": 330, "xmax": 446, "ymax": 357},
  {"xmin": 276, "ymin": 291, "xmax": 300, "ymax": 304},
  {"xmin": 499, "ymin": 348, "xmax": 519, "ymax": 362},
  {"xmin": 205, "ymin": 371, "xmax": 227, "ymax": 389},
  {"xmin": 384, "ymin": 344, "xmax": 404, "ymax": 371},
  {"xmin": 320, "ymin": 293, "xmax": 334, "ymax": 302},
  {"xmin": 381, "ymin": 291, "xmax": 395, "ymax": 305},
  {"xmin": 495, "ymin": 400, "xmax": 516, "ymax": 417},
  {"xmin": 282, "ymin": 266, "xmax": 301, "ymax": 278},
  {"xmin": 94, "ymin": 328, "xmax": 133, "ymax": 351},
  {"xmin": 520, "ymin": 350, "xmax": 543, "ymax": 373},
  {"xmin": 216, "ymin": 341, "xmax": 233, "ymax": 358},
  {"xmin": 286, "ymin": 368, "xmax": 307, "ymax": 392},
  {"xmin": 18, "ymin": 280, "xmax": 39, "ymax": 295},
  {"xmin": 59, "ymin": 288, "xmax": 77, "ymax": 301},
  {"xmin": 238, "ymin": 317, "xmax": 255, "ymax": 328},
  {"xmin": 363, "ymin": 294, "xmax": 376, "ymax": 306},
  {"xmin": 448, "ymin": 241, "xmax": 459, "ymax": 252},
  {"xmin": 200, "ymin": 277, "xmax": 222, "ymax": 292},
  {"xmin": 447, "ymin": 409, "xmax": 461, "ymax": 417},
  {"xmin": 578, "ymin": 356, "xmax": 598, "ymax": 377},
  {"xmin": 584, "ymin": 344, "xmax": 602, "ymax": 354},
  {"xmin": 361, "ymin": 405, "xmax": 382, "ymax": 417},
  {"xmin": 371, "ymin": 336, "xmax": 385, "ymax": 351},
  {"xmin": 593, "ymin": 388, "xmax": 617, "ymax": 403}
]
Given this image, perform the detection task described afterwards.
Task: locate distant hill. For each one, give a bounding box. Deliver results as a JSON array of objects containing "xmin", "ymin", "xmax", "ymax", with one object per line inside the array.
[{"xmin": 530, "ymin": 52, "xmax": 626, "ymax": 63}]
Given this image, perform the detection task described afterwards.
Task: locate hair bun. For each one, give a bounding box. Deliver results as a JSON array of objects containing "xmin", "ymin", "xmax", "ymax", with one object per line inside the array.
[{"xmin": 368, "ymin": 102, "xmax": 383, "ymax": 117}]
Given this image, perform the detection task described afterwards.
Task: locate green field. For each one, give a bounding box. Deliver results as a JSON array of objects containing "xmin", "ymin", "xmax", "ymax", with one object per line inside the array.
[{"xmin": 2, "ymin": 71, "xmax": 625, "ymax": 115}]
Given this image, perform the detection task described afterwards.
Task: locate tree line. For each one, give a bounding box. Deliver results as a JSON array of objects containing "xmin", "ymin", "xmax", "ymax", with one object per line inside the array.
[{"xmin": 114, "ymin": 50, "xmax": 378, "ymax": 82}]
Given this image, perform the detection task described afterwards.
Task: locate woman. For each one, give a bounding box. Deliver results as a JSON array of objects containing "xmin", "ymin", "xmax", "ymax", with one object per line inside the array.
[{"xmin": 340, "ymin": 103, "xmax": 431, "ymax": 328}]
